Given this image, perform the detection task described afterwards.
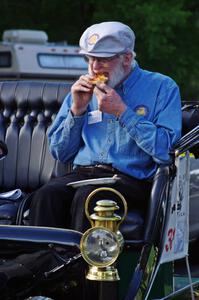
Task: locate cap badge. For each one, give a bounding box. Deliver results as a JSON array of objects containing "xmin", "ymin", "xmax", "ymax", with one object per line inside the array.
[
  {"xmin": 88, "ymin": 34, "xmax": 99, "ymax": 45},
  {"xmin": 134, "ymin": 105, "xmax": 149, "ymax": 116}
]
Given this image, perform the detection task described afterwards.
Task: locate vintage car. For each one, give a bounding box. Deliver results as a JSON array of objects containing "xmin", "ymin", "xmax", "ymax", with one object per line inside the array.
[{"xmin": 0, "ymin": 81, "xmax": 198, "ymax": 300}]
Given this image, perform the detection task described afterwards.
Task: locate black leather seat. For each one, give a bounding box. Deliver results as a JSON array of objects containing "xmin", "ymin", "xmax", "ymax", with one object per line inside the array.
[
  {"xmin": 0, "ymin": 81, "xmax": 197, "ymax": 245},
  {"xmin": 0, "ymin": 81, "xmax": 71, "ymax": 224},
  {"xmin": 0, "ymin": 81, "xmax": 71, "ymax": 191},
  {"xmin": 182, "ymin": 102, "xmax": 199, "ymax": 158},
  {"xmin": 0, "ymin": 81, "xmax": 164, "ymax": 241}
]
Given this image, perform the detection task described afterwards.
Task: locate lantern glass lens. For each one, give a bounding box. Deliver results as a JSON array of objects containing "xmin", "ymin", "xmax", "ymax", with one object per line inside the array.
[{"xmin": 80, "ymin": 227, "xmax": 119, "ymax": 267}]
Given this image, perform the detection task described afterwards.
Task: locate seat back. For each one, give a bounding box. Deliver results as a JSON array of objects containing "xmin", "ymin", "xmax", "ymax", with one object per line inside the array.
[
  {"xmin": 182, "ymin": 101, "xmax": 199, "ymax": 158},
  {"xmin": 0, "ymin": 81, "xmax": 197, "ymax": 240},
  {"xmin": 0, "ymin": 81, "xmax": 71, "ymax": 192}
]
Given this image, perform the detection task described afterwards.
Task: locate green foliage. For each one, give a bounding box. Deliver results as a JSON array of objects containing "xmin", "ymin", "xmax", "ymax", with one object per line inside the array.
[{"xmin": 0, "ymin": 0, "xmax": 198, "ymax": 99}]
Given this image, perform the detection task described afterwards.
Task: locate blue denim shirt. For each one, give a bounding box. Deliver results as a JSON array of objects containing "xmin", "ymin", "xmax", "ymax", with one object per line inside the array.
[{"xmin": 48, "ymin": 62, "xmax": 182, "ymax": 179}]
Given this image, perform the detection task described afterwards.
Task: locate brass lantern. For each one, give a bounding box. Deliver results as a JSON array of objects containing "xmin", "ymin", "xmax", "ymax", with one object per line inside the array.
[{"xmin": 80, "ymin": 187, "xmax": 127, "ymax": 281}]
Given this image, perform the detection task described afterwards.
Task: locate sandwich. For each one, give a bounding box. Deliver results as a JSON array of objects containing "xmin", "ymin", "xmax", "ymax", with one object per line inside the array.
[{"xmin": 89, "ymin": 73, "xmax": 108, "ymax": 84}]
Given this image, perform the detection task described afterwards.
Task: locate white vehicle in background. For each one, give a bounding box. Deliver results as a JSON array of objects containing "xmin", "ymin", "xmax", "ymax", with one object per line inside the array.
[{"xmin": 0, "ymin": 29, "xmax": 88, "ymax": 83}]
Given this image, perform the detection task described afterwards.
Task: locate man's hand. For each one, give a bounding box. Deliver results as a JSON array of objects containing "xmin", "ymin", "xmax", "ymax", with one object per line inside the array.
[
  {"xmin": 94, "ymin": 83, "xmax": 127, "ymax": 117},
  {"xmin": 71, "ymin": 75, "xmax": 94, "ymax": 116}
]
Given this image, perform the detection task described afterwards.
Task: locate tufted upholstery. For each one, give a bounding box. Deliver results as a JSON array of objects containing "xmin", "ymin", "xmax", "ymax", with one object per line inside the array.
[{"xmin": 0, "ymin": 81, "xmax": 71, "ymax": 192}]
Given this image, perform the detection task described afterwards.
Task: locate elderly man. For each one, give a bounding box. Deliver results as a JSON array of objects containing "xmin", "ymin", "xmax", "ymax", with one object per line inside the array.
[{"xmin": 29, "ymin": 21, "xmax": 181, "ymax": 230}]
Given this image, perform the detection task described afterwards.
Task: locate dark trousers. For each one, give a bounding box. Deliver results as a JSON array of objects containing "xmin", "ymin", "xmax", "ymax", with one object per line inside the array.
[{"xmin": 29, "ymin": 167, "xmax": 152, "ymax": 232}]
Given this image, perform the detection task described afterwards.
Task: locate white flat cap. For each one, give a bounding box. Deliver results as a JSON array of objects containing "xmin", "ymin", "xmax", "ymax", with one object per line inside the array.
[{"xmin": 79, "ymin": 21, "xmax": 135, "ymax": 57}]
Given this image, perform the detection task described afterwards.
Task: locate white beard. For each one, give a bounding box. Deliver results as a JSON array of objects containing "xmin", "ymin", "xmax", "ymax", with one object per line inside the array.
[{"xmin": 108, "ymin": 58, "xmax": 126, "ymax": 88}]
